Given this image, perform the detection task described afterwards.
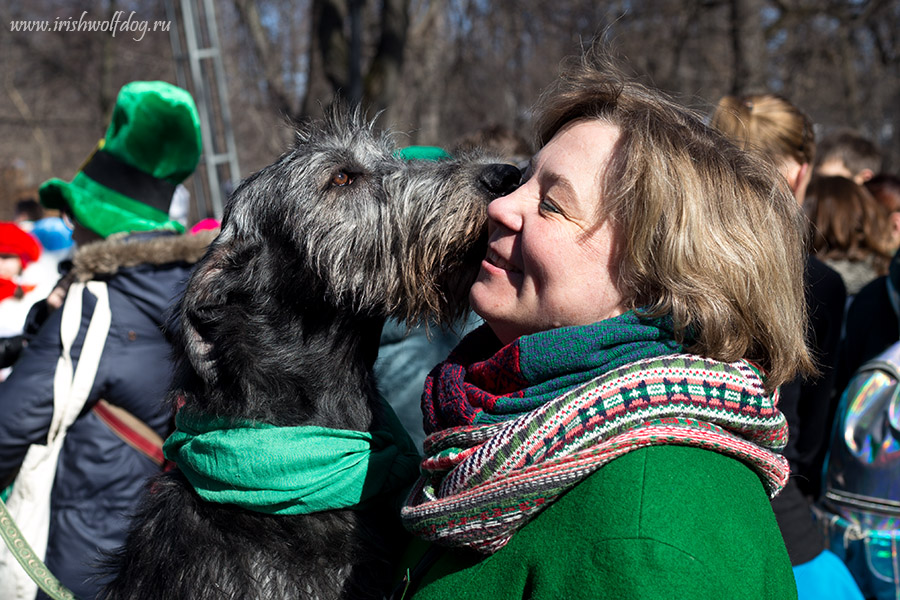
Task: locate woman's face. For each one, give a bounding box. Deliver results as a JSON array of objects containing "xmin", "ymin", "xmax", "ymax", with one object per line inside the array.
[{"xmin": 469, "ymin": 119, "xmax": 627, "ymax": 345}]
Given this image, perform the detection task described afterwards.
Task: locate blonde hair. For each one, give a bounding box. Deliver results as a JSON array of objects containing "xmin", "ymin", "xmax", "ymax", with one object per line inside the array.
[
  {"xmin": 533, "ymin": 43, "xmax": 814, "ymax": 391},
  {"xmin": 709, "ymin": 94, "xmax": 816, "ymax": 170}
]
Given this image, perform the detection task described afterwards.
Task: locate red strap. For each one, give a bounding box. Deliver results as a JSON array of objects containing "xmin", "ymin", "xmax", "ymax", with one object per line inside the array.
[{"xmin": 92, "ymin": 400, "xmax": 165, "ymax": 466}]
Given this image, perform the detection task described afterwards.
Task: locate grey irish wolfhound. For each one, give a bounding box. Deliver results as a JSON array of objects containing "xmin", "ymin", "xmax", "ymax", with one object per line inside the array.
[{"xmin": 99, "ymin": 105, "xmax": 520, "ymax": 600}]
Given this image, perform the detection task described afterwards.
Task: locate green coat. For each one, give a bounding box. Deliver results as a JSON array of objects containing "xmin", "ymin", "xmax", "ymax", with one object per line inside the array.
[{"xmin": 399, "ymin": 445, "xmax": 797, "ymax": 599}]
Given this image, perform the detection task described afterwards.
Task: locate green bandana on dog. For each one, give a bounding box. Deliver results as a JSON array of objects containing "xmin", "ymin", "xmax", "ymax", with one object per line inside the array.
[{"xmin": 164, "ymin": 403, "xmax": 420, "ymax": 515}]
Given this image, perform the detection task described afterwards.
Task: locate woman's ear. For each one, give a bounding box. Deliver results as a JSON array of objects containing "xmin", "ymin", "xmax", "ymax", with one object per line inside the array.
[
  {"xmin": 856, "ymin": 168, "xmax": 876, "ymax": 185},
  {"xmin": 783, "ymin": 161, "xmax": 812, "ymax": 205},
  {"xmin": 889, "ymin": 211, "xmax": 900, "ymax": 249}
]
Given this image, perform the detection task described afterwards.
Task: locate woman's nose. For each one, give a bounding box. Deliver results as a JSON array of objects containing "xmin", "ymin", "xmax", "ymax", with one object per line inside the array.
[{"xmin": 486, "ymin": 176, "xmax": 526, "ymax": 232}]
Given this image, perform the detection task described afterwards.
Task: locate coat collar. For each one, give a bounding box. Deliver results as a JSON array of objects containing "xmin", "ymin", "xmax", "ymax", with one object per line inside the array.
[{"xmin": 70, "ymin": 229, "xmax": 216, "ymax": 282}]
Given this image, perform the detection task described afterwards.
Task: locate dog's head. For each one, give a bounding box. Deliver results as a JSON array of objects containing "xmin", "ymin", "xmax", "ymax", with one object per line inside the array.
[{"xmin": 176, "ymin": 105, "xmax": 519, "ymax": 416}]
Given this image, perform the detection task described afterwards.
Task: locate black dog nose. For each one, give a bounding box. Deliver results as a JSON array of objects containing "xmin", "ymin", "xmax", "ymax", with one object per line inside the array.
[{"xmin": 479, "ymin": 163, "xmax": 521, "ymax": 198}]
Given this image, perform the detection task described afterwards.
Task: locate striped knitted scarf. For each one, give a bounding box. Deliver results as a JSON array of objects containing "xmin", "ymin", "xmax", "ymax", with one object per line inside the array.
[
  {"xmin": 401, "ymin": 315, "xmax": 789, "ymax": 554},
  {"xmin": 422, "ymin": 311, "xmax": 685, "ymax": 429}
]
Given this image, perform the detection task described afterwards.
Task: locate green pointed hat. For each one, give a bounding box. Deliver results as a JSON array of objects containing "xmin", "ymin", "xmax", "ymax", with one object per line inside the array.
[{"xmin": 39, "ymin": 81, "xmax": 202, "ymax": 238}]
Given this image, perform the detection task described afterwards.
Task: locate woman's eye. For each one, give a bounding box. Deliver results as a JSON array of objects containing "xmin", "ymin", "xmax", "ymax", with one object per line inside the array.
[
  {"xmin": 539, "ymin": 198, "xmax": 561, "ymax": 214},
  {"xmin": 331, "ymin": 171, "xmax": 352, "ymax": 186}
]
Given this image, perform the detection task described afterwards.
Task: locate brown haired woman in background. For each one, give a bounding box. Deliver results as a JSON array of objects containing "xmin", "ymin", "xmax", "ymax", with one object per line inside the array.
[
  {"xmin": 837, "ymin": 174, "xmax": 900, "ymax": 409},
  {"xmin": 806, "ymin": 174, "xmax": 897, "ymax": 296},
  {"xmin": 711, "ymin": 93, "xmax": 864, "ymax": 600}
]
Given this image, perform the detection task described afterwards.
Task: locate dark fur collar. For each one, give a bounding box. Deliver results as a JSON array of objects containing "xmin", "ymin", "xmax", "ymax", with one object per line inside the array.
[{"xmin": 71, "ymin": 229, "xmax": 217, "ymax": 282}]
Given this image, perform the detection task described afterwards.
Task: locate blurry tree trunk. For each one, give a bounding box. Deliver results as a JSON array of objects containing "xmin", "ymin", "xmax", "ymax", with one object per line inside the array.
[
  {"xmin": 407, "ymin": 4, "xmax": 448, "ymax": 142},
  {"xmin": 728, "ymin": 0, "xmax": 767, "ymax": 94},
  {"xmin": 4, "ymin": 80, "xmax": 52, "ymax": 173},
  {"xmin": 233, "ymin": 0, "xmax": 350, "ymax": 120},
  {"xmin": 233, "ymin": 0, "xmax": 299, "ymax": 118},
  {"xmin": 232, "ymin": 0, "xmax": 411, "ymax": 120},
  {"xmin": 302, "ymin": 0, "xmax": 350, "ymax": 118},
  {"xmin": 97, "ymin": 0, "xmax": 119, "ymax": 119},
  {"xmin": 363, "ymin": 0, "xmax": 409, "ymax": 115},
  {"xmin": 836, "ymin": 23, "xmax": 862, "ymax": 125}
]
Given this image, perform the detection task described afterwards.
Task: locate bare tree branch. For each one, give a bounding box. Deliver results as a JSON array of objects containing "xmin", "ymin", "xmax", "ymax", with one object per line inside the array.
[{"xmin": 232, "ymin": 0, "xmax": 298, "ymax": 118}]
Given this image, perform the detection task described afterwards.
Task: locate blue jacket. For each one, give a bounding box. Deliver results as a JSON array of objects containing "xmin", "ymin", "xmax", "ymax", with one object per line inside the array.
[{"xmin": 0, "ymin": 231, "xmax": 213, "ymax": 600}]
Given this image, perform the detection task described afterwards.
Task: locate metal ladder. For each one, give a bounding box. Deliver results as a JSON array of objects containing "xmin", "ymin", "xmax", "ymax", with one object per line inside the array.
[{"xmin": 164, "ymin": 0, "xmax": 240, "ymax": 222}]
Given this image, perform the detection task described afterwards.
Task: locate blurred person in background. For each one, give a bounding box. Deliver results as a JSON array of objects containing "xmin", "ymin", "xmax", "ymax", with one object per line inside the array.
[
  {"xmin": 711, "ymin": 93, "xmax": 862, "ymax": 600},
  {"xmin": 0, "ymin": 216, "xmax": 76, "ymax": 378},
  {"xmin": 865, "ymin": 173, "xmax": 900, "ymax": 249},
  {"xmin": 836, "ymin": 174, "xmax": 900, "ymax": 395},
  {"xmin": 806, "ymin": 175, "xmax": 896, "ymax": 297},
  {"xmin": 815, "ymin": 129, "xmax": 882, "ymax": 186},
  {"xmin": 0, "ymin": 221, "xmax": 42, "ymax": 373},
  {"xmin": 12, "ymin": 199, "xmax": 44, "ymax": 230},
  {"xmin": 22, "ymin": 216, "xmax": 75, "ymax": 309},
  {"xmin": 0, "ymin": 80, "xmax": 213, "ymax": 600}
]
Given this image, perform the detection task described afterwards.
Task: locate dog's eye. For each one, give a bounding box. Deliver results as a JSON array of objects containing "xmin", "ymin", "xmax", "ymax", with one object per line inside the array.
[{"xmin": 331, "ymin": 171, "xmax": 353, "ymax": 187}]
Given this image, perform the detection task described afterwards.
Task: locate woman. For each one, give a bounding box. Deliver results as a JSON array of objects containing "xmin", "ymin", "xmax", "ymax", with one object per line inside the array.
[
  {"xmin": 806, "ymin": 175, "xmax": 896, "ymax": 296},
  {"xmin": 838, "ymin": 175, "xmax": 900, "ymax": 390},
  {"xmin": 396, "ymin": 46, "xmax": 811, "ymax": 599},
  {"xmin": 711, "ymin": 94, "xmax": 864, "ymax": 600},
  {"xmin": 710, "ymin": 94, "xmax": 815, "ymax": 204}
]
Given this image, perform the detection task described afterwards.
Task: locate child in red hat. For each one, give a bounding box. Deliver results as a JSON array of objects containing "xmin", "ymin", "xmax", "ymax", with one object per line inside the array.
[{"xmin": 0, "ymin": 221, "xmax": 41, "ymax": 302}]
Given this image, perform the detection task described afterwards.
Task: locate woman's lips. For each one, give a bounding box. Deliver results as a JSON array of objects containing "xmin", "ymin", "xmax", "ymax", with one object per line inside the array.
[{"xmin": 486, "ymin": 248, "xmax": 520, "ymax": 273}]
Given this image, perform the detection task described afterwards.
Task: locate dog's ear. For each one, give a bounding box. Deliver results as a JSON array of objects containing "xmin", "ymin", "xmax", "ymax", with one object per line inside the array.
[{"xmin": 178, "ymin": 234, "xmax": 252, "ymax": 387}]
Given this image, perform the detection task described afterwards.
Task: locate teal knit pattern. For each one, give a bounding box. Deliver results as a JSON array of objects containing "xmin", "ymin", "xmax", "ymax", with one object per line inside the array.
[
  {"xmin": 424, "ymin": 311, "xmax": 685, "ymax": 430},
  {"xmin": 402, "ymin": 354, "xmax": 789, "ymax": 554}
]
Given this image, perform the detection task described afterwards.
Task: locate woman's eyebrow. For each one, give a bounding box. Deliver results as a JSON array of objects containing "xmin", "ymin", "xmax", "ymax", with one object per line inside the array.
[{"xmin": 540, "ymin": 169, "xmax": 577, "ymax": 201}]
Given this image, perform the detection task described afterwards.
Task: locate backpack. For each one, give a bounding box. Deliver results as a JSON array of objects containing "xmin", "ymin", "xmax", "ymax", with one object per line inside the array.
[{"xmin": 816, "ymin": 340, "xmax": 900, "ymax": 600}]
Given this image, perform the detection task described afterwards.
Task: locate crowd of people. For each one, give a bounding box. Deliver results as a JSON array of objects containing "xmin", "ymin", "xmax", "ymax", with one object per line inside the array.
[
  {"xmin": 0, "ymin": 39, "xmax": 898, "ymax": 600},
  {"xmin": 0, "ymin": 81, "xmax": 215, "ymax": 600}
]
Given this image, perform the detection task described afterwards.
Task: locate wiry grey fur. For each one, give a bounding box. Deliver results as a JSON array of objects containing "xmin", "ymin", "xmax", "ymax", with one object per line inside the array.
[{"xmin": 99, "ymin": 104, "xmax": 520, "ymax": 599}]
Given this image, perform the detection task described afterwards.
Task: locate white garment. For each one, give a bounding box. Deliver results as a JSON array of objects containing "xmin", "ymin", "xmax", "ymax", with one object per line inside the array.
[
  {"xmin": 0, "ymin": 249, "xmax": 69, "ymax": 339},
  {"xmin": 0, "ymin": 281, "xmax": 110, "ymax": 600}
]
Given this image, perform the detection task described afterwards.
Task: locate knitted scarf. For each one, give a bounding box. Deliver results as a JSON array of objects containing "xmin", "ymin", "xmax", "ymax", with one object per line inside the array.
[
  {"xmin": 423, "ymin": 311, "xmax": 685, "ymax": 429},
  {"xmin": 401, "ymin": 313, "xmax": 789, "ymax": 554}
]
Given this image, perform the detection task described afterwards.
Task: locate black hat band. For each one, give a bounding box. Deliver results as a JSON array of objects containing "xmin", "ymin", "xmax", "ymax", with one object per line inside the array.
[{"xmin": 81, "ymin": 150, "xmax": 177, "ymax": 214}]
